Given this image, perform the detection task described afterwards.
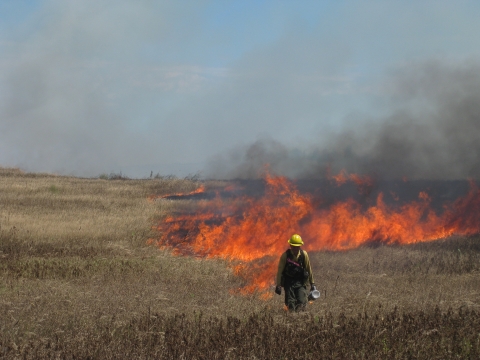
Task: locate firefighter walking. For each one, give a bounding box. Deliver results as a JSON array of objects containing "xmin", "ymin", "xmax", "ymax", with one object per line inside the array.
[{"xmin": 275, "ymin": 234, "xmax": 316, "ymax": 312}]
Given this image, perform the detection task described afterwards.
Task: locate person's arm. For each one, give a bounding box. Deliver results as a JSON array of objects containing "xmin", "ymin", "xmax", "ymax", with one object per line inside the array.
[
  {"xmin": 303, "ymin": 251, "xmax": 315, "ymax": 286},
  {"xmin": 276, "ymin": 252, "xmax": 287, "ymax": 287}
]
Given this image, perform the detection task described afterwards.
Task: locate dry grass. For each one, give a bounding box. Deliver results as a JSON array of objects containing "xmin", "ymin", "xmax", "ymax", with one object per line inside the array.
[
  {"xmin": 0, "ymin": 167, "xmax": 479, "ymax": 358},
  {"xmin": 309, "ymin": 239, "xmax": 480, "ymax": 319}
]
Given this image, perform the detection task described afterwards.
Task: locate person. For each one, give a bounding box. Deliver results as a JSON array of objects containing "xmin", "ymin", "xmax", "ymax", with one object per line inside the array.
[{"xmin": 275, "ymin": 234, "xmax": 316, "ymax": 312}]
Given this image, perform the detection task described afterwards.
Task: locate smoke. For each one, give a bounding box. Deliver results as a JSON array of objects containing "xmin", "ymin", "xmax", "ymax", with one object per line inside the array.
[
  {"xmin": 0, "ymin": 0, "xmax": 210, "ymax": 176},
  {"xmin": 206, "ymin": 61, "xmax": 480, "ymax": 180},
  {"xmin": 2, "ymin": 1, "xmax": 480, "ymax": 178}
]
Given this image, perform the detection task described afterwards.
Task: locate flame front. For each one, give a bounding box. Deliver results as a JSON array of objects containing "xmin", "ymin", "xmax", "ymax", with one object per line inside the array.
[{"xmin": 153, "ymin": 174, "xmax": 480, "ymax": 296}]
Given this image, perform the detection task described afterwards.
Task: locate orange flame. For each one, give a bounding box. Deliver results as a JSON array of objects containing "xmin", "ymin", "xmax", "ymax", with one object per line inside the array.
[
  {"xmin": 152, "ymin": 175, "xmax": 480, "ymax": 296},
  {"xmin": 148, "ymin": 185, "xmax": 206, "ymax": 201},
  {"xmin": 330, "ymin": 170, "xmax": 375, "ymax": 195},
  {"xmin": 331, "ymin": 170, "xmax": 348, "ymax": 185},
  {"xmin": 161, "ymin": 184, "xmax": 206, "ymax": 198}
]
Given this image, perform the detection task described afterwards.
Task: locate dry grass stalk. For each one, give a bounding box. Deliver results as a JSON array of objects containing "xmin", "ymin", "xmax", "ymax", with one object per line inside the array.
[{"xmin": 0, "ymin": 167, "xmax": 479, "ymax": 358}]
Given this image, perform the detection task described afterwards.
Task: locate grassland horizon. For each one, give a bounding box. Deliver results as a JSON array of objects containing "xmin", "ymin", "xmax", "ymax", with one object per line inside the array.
[{"xmin": 1, "ymin": 167, "xmax": 479, "ymax": 359}]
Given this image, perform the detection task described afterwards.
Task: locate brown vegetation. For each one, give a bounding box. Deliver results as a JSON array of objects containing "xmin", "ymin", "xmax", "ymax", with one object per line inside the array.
[{"xmin": 0, "ymin": 167, "xmax": 479, "ymax": 358}]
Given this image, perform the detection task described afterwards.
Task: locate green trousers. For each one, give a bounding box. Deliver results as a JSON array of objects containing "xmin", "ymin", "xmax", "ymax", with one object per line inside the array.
[{"xmin": 284, "ymin": 279, "xmax": 308, "ymax": 312}]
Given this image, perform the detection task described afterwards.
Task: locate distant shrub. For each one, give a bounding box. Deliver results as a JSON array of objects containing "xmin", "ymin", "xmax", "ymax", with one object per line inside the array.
[{"xmin": 98, "ymin": 172, "xmax": 130, "ymax": 180}]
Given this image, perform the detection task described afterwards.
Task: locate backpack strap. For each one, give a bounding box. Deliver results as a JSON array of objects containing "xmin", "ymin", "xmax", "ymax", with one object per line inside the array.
[
  {"xmin": 298, "ymin": 250, "xmax": 305, "ymax": 268},
  {"xmin": 286, "ymin": 249, "xmax": 305, "ymax": 268}
]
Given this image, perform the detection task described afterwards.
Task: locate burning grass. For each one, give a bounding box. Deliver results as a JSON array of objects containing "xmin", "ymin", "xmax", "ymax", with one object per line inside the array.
[
  {"xmin": 0, "ymin": 168, "xmax": 479, "ymax": 358},
  {"xmin": 153, "ymin": 173, "xmax": 480, "ymax": 298}
]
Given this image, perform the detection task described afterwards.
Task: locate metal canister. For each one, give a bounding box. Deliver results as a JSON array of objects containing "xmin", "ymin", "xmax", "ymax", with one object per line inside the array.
[{"xmin": 308, "ymin": 289, "xmax": 321, "ymax": 301}]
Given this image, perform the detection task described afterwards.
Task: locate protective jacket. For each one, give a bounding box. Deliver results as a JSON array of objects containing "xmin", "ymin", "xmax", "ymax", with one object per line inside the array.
[{"xmin": 276, "ymin": 249, "xmax": 314, "ymax": 287}]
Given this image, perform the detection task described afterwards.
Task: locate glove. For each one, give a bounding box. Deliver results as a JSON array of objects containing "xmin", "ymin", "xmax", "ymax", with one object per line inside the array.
[
  {"xmin": 275, "ymin": 286, "xmax": 282, "ymax": 295},
  {"xmin": 310, "ymin": 284, "xmax": 317, "ymax": 292}
]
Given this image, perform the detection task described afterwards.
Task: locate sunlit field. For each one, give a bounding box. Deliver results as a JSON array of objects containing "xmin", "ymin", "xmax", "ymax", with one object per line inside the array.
[{"xmin": 1, "ymin": 167, "xmax": 479, "ymax": 359}]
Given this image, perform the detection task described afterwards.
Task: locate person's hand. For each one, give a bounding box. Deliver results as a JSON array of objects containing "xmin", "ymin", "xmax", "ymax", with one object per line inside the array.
[
  {"xmin": 275, "ymin": 286, "xmax": 282, "ymax": 295},
  {"xmin": 310, "ymin": 284, "xmax": 317, "ymax": 292}
]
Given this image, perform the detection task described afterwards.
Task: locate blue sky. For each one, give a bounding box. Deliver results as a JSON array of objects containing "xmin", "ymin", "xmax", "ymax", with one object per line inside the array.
[{"xmin": 1, "ymin": 1, "xmax": 480, "ymax": 177}]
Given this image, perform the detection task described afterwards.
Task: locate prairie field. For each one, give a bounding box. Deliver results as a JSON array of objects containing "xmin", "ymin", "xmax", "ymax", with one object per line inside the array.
[{"xmin": 0, "ymin": 167, "xmax": 479, "ymax": 359}]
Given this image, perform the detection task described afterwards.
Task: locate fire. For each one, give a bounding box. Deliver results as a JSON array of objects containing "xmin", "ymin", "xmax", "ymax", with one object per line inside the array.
[
  {"xmin": 148, "ymin": 185, "xmax": 206, "ymax": 201},
  {"xmin": 160, "ymin": 184, "xmax": 206, "ymax": 198},
  {"xmin": 331, "ymin": 169, "xmax": 349, "ymax": 185},
  {"xmin": 152, "ymin": 174, "xmax": 480, "ymax": 296},
  {"xmin": 330, "ymin": 170, "xmax": 375, "ymax": 195}
]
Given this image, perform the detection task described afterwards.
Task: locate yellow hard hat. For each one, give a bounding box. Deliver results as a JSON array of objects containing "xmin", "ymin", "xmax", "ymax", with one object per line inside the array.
[{"xmin": 288, "ymin": 234, "xmax": 303, "ymax": 246}]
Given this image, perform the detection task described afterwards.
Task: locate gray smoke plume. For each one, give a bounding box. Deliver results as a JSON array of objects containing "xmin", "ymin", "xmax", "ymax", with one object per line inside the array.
[{"xmin": 206, "ymin": 61, "xmax": 480, "ymax": 180}]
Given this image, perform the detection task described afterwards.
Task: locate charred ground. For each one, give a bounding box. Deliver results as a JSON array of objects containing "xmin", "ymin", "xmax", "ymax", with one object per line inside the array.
[{"xmin": 162, "ymin": 178, "xmax": 471, "ymax": 212}]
